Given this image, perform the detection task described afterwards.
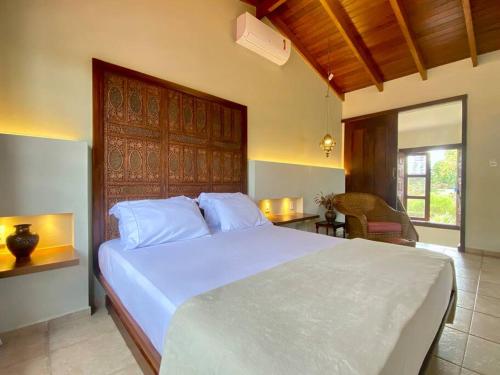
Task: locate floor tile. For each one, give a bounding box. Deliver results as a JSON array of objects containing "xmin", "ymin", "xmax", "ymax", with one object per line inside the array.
[
  {"xmin": 110, "ymin": 362, "xmax": 144, "ymax": 375},
  {"xmin": 420, "ymin": 243, "xmax": 454, "ymax": 253},
  {"xmin": 475, "ymin": 295, "xmax": 500, "ymax": 318},
  {"xmin": 0, "ymin": 322, "xmax": 49, "ymax": 370},
  {"xmin": 49, "ymin": 308, "xmax": 91, "ymax": 327},
  {"xmin": 456, "ymin": 277, "xmax": 479, "ymax": 293},
  {"xmin": 455, "ymin": 266, "xmax": 480, "ymax": 281},
  {"xmin": 446, "ymin": 250, "xmax": 481, "ymax": 262},
  {"xmin": 470, "ymin": 312, "xmax": 500, "ymax": 343},
  {"xmin": 457, "ymin": 291, "xmax": 476, "ymax": 310},
  {"xmin": 478, "ymin": 280, "xmax": 500, "ymax": 299},
  {"xmin": 482, "ymin": 256, "xmax": 500, "ymax": 266},
  {"xmin": 463, "ymin": 335, "xmax": 500, "ymax": 375},
  {"xmin": 50, "ymin": 330, "xmax": 136, "ymax": 375},
  {"xmin": 480, "ymin": 269, "xmax": 500, "ymax": 284},
  {"xmin": 446, "ymin": 307, "xmax": 473, "ymax": 333},
  {"xmin": 435, "ymin": 327, "xmax": 468, "ymax": 366},
  {"xmin": 454, "ymin": 259, "xmax": 482, "ymax": 272},
  {"xmin": 460, "ymin": 368, "xmax": 481, "ymax": 374},
  {"xmin": 49, "ymin": 308, "xmax": 116, "ymax": 352},
  {"xmin": 425, "ymin": 356, "xmax": 460, "ymax": 375},
  {"xmin": 481, "ymin": 261, "xmax": 500, "ymax": 273},
  {"xmin": 0, "ymin": 355, "xmax": 51, "ymax": 375}
]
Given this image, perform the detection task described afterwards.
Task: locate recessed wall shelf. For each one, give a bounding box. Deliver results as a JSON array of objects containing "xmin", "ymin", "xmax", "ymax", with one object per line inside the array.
[{"xmin": 0, "ymin": 245, "xmax": 79, "ymax": 279}]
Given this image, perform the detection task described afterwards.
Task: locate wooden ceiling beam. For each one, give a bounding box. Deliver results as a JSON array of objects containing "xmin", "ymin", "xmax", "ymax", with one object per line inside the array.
[
  {"xmin": 256, "ymin": 0, "xmax": 289, "ymax": 19},
  {"xmin": 268, "ymin": 14, "xmax": 345, "ymax": 101},
  {"xmin": 389, "ymin": 0, "xmax": 427, "ymax": 80},
  {"xmin": 319, "ymin": 0, "xmax": 383, "ymax": 92},
  {"xmin": 461, "ymin": 0, "xmax": 478, "ymax": 67}
]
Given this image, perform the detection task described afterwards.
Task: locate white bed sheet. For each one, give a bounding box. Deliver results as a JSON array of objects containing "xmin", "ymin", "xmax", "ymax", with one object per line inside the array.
[
  {"xmin": 99, "ymin": 225, "xmax": 344, "ymax": 352},
  {"xmin": 99, "ymin": 225, "xmax": 453, "ymax": 374}
]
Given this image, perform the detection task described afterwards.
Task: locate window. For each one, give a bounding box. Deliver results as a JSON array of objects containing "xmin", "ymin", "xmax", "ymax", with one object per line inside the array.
[{"xmin": 399, "ymin": 146, "xmax": 461, "ymax": 227}]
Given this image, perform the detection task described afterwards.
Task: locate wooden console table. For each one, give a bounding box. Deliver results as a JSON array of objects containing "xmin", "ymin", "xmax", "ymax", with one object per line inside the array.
[
  {"xmin": 267, "ymin": 212, "xmax": 319, "ymax": 226},
  {"xmin": 315, "ymin": 221, "xmax": 346, "ymax": 238}
]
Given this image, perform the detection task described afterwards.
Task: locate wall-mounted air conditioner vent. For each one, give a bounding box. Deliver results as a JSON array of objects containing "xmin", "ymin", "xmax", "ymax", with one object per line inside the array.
[{"xmin": 235, "ymin": 12, "xmax": 291, "ymax": 66}]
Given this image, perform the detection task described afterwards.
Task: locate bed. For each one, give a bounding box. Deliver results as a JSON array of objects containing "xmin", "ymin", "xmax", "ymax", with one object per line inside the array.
[
  {"xmin": 92, "ymin": 60, "xmax": 455, "ymax": 375},
  {"xmin": 98, "ymin": 224, "xmax": 454, "ymax": 374}
]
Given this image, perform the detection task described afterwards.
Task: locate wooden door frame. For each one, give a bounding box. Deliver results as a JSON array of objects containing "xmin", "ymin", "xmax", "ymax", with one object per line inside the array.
[{"xmin": 342, "ymin": 95, "xmax": 468, "ymax": 252}]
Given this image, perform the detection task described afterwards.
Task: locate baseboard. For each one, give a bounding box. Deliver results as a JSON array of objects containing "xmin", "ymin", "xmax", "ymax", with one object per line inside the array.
[
  {"xmin": 0, "ymin": 306, "xmax": 91, "ymax": 334},
  {"xmin": 465, "ymin": 247, "xmax": 500, "ymax": 259}
]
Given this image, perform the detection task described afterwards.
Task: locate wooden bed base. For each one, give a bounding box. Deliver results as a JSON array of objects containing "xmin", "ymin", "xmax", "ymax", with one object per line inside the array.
[
  {"xmin": 99, "ymin": 273, "xmax": 455, "ymax": 375},
  {"xmin": 99, "ymin": 274, "xmax": 161, "ymax": 375}
]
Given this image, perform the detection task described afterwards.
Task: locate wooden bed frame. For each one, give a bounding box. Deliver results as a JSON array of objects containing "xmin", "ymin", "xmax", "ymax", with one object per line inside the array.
[{"xmin": 92, "ymin": 59, "xmax": 455, "ymax": 375}]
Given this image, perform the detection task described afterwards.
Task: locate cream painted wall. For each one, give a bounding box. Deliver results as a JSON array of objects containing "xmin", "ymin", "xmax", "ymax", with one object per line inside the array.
[
  {"xmin": 0, "ymin": 135, "xmax": 90, "ymax": 332},
  {"xmin": 417, "ymin": 226, "xmax": 460, "ymax": 248},
  {"xmin": 0, "ymin": 0, "xmax": 342, "ymax": 168},
  {"xmin": 344, "ymin": 51, "xmax": 500, "ymax": 252},
  {"xmin": 398, "ymin": 124, "xmax": 462, "ymax": 149}
]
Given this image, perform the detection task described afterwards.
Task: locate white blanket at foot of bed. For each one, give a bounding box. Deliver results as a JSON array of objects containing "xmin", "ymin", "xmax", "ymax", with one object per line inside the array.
[{"xmin": 160, "ymin": 238, "xmax": 455, "ymax": 375}]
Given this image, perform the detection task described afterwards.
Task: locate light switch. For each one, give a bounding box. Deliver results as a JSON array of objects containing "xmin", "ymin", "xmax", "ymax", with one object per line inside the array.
[{"xmin": 489, "ymin": 159, "xmax": 498, "ymax": 167}]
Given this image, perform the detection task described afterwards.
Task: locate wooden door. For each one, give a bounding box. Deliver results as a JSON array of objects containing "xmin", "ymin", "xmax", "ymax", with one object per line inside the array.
[{"xmin": 344, "ymin": 113, "xmax": 398, "ymax": 208}]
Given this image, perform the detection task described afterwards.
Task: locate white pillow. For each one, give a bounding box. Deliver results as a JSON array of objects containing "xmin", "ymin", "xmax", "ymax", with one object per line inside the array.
[
  {"xmin": 211, "ymin": 195, "xmax": 271, "ymax": 232},
  {"xmin": 198, "ymin": 192, "xmax": 245, "ymax": 231},
  {"xmin": 109, "ymin": 196, "xmax": 210, "ymax": 250}
]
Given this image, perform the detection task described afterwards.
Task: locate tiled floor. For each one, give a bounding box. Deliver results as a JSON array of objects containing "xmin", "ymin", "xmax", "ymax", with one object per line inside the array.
[
  {"xmin": 0, "ymin": 309, "xmax": 142, "ymax": 375},
  {"xmin": 424, "ymin": 246, "xmax": 500, "ymax": 375},
  {"xmin": 1, "ymin": 247, "xmax": 499, "ymax": 375}
]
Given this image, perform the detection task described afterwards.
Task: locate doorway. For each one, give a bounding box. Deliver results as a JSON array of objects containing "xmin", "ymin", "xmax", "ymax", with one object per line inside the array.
[{"xmin": 343, "ymin": 96, "xmax": 467, "ymax": 252}]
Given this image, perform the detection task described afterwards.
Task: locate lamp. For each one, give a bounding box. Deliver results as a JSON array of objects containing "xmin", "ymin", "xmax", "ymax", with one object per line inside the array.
[
  {"xmin": 319, "ymin": 39, "xmax": 337, "ymax": 158},
  {"xmin": 320, "ymin": 133, "xmax": 336, "ymax": 157}
]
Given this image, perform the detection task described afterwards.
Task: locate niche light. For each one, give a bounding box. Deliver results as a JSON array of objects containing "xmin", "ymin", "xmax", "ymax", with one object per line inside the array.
[
  {"xmin": 259, "ymin": 197, "xmax": 302, "ymax": 216},
  {"xmin": 0, "ymin": 213, "xmax": 73, "ymax": 250},
  {"xmin": 0, "ymin": 224, "xmax": 6, "ymax": 248}
]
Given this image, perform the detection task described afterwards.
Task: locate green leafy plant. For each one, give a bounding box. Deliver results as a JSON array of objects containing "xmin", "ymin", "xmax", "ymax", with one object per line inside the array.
[{"xmin": 314, "ymin": 192, "xmax": 337, "ymax": 211}]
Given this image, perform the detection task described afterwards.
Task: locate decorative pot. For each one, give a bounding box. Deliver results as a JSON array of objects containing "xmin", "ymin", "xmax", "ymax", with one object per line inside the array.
[
  {"xmin": 324, "ymin": 210, "xmax": 337, "ymax": 223},
  {"xmin": 6, "ymin": 224, "xmax": 39, "ymax": 260}
]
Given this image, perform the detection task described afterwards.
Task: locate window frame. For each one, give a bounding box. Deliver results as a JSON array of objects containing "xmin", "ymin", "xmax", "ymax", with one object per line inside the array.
[{"xmin": 400, "ymin": 144, "xmax": 461, "ymax": 230}]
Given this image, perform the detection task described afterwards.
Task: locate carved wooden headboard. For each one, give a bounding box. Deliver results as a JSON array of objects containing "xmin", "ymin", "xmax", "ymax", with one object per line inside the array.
[{"xmin": 92, "ymin": 59, "xmax": 247, "ymax": 271}]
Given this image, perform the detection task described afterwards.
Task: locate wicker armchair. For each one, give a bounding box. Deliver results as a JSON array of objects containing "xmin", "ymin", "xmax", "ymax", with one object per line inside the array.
[{"xmin": 333, "ymin": 193, "xmax": 418, "ymax": 245}]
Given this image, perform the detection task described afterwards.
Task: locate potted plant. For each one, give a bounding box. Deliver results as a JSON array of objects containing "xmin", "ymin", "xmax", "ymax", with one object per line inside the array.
[{"xmin": 314, "ymin": 192, "xmax": 337, "ymax": 223}]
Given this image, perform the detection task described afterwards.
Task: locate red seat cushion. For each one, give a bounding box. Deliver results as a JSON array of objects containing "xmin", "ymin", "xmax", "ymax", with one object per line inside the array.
[{"xmin": 367, "ymin": 221, "xmax": 402, "ymax": 233}]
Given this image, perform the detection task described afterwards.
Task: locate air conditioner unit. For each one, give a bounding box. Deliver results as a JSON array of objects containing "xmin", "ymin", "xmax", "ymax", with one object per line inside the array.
[{"xmin": 235, "ymin": 12, "xmax": 291, "ymax": 66}]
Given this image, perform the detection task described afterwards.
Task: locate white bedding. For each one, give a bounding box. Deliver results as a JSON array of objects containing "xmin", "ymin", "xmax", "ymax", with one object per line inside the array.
[{"xmin": 99, "ymin": 225, "xmax": 453, "ymax": 373}]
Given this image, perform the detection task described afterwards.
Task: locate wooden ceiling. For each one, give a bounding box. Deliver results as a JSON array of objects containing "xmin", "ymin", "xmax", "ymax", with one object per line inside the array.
[{"xmin": 243, "ymin": 0, "xmax": 500, "ymax": 100}]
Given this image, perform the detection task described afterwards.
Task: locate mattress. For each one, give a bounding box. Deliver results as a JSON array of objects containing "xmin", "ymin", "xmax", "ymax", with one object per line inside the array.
[{"xmin": 99, "ymin": 225, "xmax": 453, "ymax": 373}]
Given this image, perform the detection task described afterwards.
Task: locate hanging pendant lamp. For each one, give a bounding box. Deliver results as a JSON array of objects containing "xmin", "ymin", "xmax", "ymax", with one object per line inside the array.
[{"xmin": 319, "ymin": 41, "xmax": 336, "ymax": 158}]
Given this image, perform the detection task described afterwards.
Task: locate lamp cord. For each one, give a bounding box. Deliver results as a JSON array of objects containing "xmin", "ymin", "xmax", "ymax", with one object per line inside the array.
[{"xmin": 325, "ymin": 38, "xmax": 332, "ymax": 134}]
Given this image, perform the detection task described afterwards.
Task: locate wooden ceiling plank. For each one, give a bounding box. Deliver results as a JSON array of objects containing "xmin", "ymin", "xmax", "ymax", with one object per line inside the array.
[
  {"xmin": 268, "ymin": 14, "xmax": 345, "ymax": 101},
  {"xmin": 389, "ymin": 0, "xmax": 427, "ymax": 80},
  {"xmin": 318, "ymin": 0, "xmax": 384, "ymax": 91},
  {"xmin": 461, "ymin": 0, "xmax": 478, "ymax": 66},
  {"xmin": 256, "ymin": 0, "xmax": 289, "ymax": 19}
]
